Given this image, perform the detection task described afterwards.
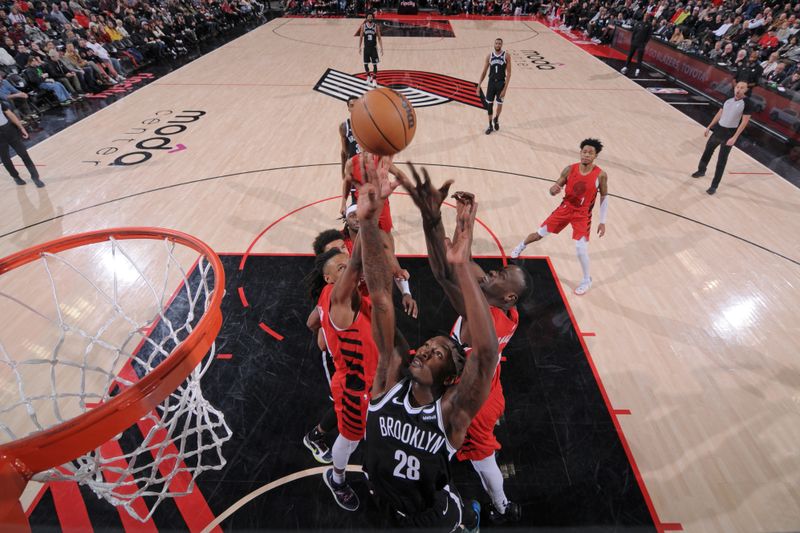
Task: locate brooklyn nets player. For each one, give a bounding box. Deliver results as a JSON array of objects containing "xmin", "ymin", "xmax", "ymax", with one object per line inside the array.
[
  {"xmin": 358, "ymin": 13, "xmax": 383, "ymax": 87},
  {"xmin": 476, "ymin": 38, "xmax": 511, "ymax": 135},
  {"xmin": 339, "ymin": 96, "xmax": 361, "ymax": 181},
  {"xmin": 357, "ymin": 157, "xmax": 494, "ymax": 531}
]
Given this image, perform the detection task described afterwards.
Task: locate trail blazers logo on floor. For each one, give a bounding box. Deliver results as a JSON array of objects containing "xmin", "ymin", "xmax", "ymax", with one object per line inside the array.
[{"xmin": 314, "ymin": 69, "xmax": 486, "ymax": 109}]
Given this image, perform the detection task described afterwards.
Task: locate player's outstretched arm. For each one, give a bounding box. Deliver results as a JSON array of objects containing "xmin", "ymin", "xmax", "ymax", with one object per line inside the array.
[
  {"xmin": 397, "ymin": 164, "xmax": 467, "ymax": 315},
  {"xmin": 329, "ymin": 233, "xmax": 363, "ymax": 326},
  {"xmin": 441, "ymin": 193, "xmax": 499, "ymax": 449},
  {"xmin": 358, "ymin": 156, "xmax": 404, "ymax": 397}
]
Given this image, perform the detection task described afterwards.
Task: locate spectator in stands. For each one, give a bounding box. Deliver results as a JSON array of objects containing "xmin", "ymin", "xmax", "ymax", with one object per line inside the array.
[
  {"xmin": 0, "ymin": 71, "xmax": 37, "ymax": 121},
  {"xmin": 708, "ymin": 40, "xmax": 725, "ymax": 60},
  {"xmin": 22, "ymin": 55, "xmax": 73, "ymax": 105},
  {"xmin": 735, "ymin": 48, "xmax": 765, "ymax": 91},
  {"xmin": 765, "ymin": 60, "xmax": 788, "ymax": 83},
  {"xmin": 81, "ymin": 36, "xmax": 125, "ymax": 81},
  {"xmin": 762, "ymin": 50, "xmax": 781, "ymax": 74},
  {"xmin": 45, "ymin": 49, "xmax": 84, "ymax": 98},
  {"xmin": 779, "ymin": 68, "xmax": 800, "ymax": 89},
  {"xmin": 778, "ymin": 34, "xmax": 800, "ymax": 60}
]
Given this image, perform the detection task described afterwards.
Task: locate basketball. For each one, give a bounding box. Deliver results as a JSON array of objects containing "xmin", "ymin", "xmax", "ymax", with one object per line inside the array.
[{"xmin": 350, "ymin": 88, "xmax": 417, "ymax": 156}]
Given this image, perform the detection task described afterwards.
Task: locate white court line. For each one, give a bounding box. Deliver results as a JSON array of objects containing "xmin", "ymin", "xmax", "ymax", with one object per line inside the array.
[
  {"xmin": 200, "ymin": 464, "xmax": 364, "ymax": 533},
  {"xmin": 668, "ymin": 102, "xmax": 710, "ymax": 105}
]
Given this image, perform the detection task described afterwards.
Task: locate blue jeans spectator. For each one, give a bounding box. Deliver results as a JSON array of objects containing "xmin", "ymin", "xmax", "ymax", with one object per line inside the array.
[{"xmin": 39, "ymin": 81, "xmax": 71, "ymax": 102}]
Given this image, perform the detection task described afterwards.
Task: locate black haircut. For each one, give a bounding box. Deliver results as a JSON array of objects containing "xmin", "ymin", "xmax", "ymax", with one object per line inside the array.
[
  {"xmin": 312, "ymin": 229, "xmax": 345, "ymax": 256},
  {"xmin": 580, "ymin": 138, "xmax": 604, "ymax": 154},
  {"xmin": 303, "ymin": 248, "xmax": 344, "ymax": 302},
  {"xmin": 495, "ymin": 37, "xmax": 503, "ymax": 43},
  {"xmin": 346, "ymin": 95, "xmax": 358, "ymax": 103},
  {"xmin": 515, "ymin": 264, "xmax": 534, "ymax": 305}
]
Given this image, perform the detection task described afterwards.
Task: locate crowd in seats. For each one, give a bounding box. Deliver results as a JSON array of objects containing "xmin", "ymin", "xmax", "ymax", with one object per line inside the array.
[
  {"xmin": 0, "ymin": 0, "xmax": 267, "ymax": 122},
  {"xmin": 550, "ymin": 0, "xmax": 800, "ymax": 94}
]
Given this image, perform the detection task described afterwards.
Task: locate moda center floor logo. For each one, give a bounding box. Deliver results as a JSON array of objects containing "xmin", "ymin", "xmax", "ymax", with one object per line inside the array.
[
  {"xmin": 84, "ymin": 109, "xmax": 206, "ymax": 167},
  {"xmin": 314, "ymin": 69, "xmax": 486, "ymax": 109}
]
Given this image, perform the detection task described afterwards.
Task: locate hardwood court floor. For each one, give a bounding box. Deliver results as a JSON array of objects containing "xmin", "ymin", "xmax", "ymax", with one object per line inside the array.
[{"xmin": 2, "ymin": 17, "xmax": 799, "ymax": 533}]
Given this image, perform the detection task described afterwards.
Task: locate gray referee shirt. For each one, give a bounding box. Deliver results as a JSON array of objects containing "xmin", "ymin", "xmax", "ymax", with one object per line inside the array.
[{"xmin": 718, "ymin": 95, "xmax": 754, "ymax": 128}]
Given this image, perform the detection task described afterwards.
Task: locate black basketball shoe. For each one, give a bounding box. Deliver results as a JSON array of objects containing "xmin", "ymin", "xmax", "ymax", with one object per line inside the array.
[
  {"xmin": 323, "ymin": 468, "xmax": 360, "ymax": 511},
  {"xmin": 303, "ymin": 431, "xmax": 332, "ymax": 464},
  {"xmin": 493, "ymin": 118, "xmax": 500, "ymax": 131},
  {"xmin": 488, "ymin": 501, "xmax": 522, "ymax": 524}
]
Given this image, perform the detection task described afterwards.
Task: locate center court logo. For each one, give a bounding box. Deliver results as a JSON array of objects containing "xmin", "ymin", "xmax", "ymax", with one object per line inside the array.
[
  {"xmin": 83, "ymin": 109, "xmax": 206, "ymax": 167},
  {"xmin": 314, "ymin": 68, "xmax": 486, "ymax": 109}
]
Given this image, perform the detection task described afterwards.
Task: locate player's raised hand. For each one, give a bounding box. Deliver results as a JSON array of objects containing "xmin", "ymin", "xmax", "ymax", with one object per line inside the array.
[
  {"xmin": 445, "ymin": 191, "xmax": 477, "ymax": 265},
  {"xmin": 398, "ymin": 163, "xmax": 454, "ymax": 224}
]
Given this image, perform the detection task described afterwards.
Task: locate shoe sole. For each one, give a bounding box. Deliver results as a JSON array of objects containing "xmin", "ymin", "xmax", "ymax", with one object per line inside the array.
[
  {"xmin": 303, "ymin": 437, "xmax": 333, "ymax": 464},
  {"xmin": 322, "ymin": 469, "xmax": 359, "ymax": 511}
]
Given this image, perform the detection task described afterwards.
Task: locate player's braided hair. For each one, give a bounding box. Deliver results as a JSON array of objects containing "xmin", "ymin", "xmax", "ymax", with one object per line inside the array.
[
  {"xmin": 447, "ymin": 336, "xmax": 468, "ymax": 377},
  {"xmin": 304, "ymin": 248, "xmax": 344, "ymax": 302}
]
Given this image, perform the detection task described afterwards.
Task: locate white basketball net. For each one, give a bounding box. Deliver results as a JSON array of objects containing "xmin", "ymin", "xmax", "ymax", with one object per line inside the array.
[{"xmin": 0, "ymin": 235, "xmax": 232, "ymax": 522}]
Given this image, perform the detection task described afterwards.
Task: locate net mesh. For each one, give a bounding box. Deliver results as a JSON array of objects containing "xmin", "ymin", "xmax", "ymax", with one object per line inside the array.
[{"xmin": 0, "ymin": 235, "xmax": 231, "ymax": 522}]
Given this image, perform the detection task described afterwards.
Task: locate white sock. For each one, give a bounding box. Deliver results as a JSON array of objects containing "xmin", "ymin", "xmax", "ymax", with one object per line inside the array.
[
  {"xmin": 471, "ymin": 455, "xmax": 508, "ymax": 512},
  {"xmin": 331, "ymin": 434, "xmax": 359, "ymax": 484},
  {"xmin": 575, "ymin": 238, "xmax": 590, "ymax": 282}
]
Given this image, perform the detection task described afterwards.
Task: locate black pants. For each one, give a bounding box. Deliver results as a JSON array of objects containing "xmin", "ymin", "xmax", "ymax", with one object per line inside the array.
[
  {"xmin": 624, "ymin": 43, "xmax": 646, "ymax": 70},
  {"xmin": 0, "ymin": 123, "xmax": 38, "ymax": 181},
  {"xmin": 698, "ymin": 125, "xmax": 736, "ymax": 189}
]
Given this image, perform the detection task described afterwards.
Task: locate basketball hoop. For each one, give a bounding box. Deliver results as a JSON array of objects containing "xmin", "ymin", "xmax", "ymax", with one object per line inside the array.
[{"xmin": 0, "ymin": 228, "xmax": 231, "ymax": 530}]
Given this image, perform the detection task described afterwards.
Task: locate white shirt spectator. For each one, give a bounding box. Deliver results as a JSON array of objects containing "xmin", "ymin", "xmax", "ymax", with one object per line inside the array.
[
  {"xmin": 0, "ymin": 47, "xmax": 15, "ymax": 66},
  {"xmin": 8, "ymin": 11, "xmax": 26, "ymax": 24},
  {"xmin": 86, "ymin": 41, "xmax": 111, "ymax": 60},
  {"xmin": 746, "ymin": 16, "xmax": 766, "ymax": 30},
  {"xmin": 713, "ymin": 22, "xmax": 732, "ymax": 37}
]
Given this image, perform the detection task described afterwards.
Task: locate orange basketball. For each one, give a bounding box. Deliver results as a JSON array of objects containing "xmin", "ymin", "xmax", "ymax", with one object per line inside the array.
[{"xmin": 350, "ymin": 88, "xmax": 417, "ymax": 156}]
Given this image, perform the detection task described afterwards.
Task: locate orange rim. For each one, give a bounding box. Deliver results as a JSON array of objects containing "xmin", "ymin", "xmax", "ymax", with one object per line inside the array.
[{"xmin": 0, "ymin": 227, "xmax": 225, "ymax": 478}]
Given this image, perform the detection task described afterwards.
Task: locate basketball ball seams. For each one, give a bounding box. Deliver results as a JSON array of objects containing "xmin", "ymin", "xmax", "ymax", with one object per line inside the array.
[
  {"xmin": 374, "ymin": 89, "xmax": 409, "ymax": 147},
  {"xmin": 363, "ymin": 97, "xmax": 401, "ymax": 152}
]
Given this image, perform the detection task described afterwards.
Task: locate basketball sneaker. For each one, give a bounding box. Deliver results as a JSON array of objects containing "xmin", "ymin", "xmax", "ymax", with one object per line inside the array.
[
  {"xmin": 485, "ymin": 124, "xmax": 493, "ymax": 135},
  {"xmin": 510, "ymin": 242, "xmax": 526, "ymax": 259},
  {"xmin": 323, "ymin": 468, "xmax": 359, "ymax": 511},
  {"xmin": 706, "ymin": 187, "xmax": 717, "ymax": 195},
  {"xmin": 493, "ymin": 118, "xmax": 500, "ymax": 131},
  {"xmin": 635, "ymin": 68, "xmax": 640, "ymax": 76},
  {"xmin": 574, "ymin": 278, "xmax": 592, "ymax": 295},
  {"xmin": 303, "ymin": 432, "xmax": 333, "ymax": 464},
  {"xmin": 691, "ymin": 170, "xmax": 705, "ymax": 178},
  {"xmin": 620, "ymin": 66, "xmax": 627, "ymax": 74},
  {"xmin": 488, "ymin": 501, "xmax": 522, "ymax": 524}
]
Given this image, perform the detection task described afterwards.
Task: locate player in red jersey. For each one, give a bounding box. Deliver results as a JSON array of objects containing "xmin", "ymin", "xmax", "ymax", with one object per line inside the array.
[
  {"xmin": 511, "ymin": 138, "xmax": 609, "ymax": 296},
  {"xmin": 340, "ymin": 152, "xmax": 407, "ymax": 232},
  {"xmin": 302, "ymin": 237, "xmax": 378, "ymax": 512},
  {"xmin": 398, "ymin": 164, "xmax": 532, "ymax": 524}
]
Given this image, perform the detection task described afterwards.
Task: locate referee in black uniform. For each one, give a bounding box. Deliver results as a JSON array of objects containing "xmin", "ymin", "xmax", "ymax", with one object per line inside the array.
[
  {"xmin": 0, "ymin": 100, "xmax": 43, "ymax": 187},
  {"xmin": 691, "ymin": 81, "xmax": 753, "ymax": 195}
]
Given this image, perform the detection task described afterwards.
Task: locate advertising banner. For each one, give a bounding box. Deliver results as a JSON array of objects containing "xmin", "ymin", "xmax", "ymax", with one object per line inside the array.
[{"xmin": 613, "ymin": 28, "xmax": 800, "ymax": 140}]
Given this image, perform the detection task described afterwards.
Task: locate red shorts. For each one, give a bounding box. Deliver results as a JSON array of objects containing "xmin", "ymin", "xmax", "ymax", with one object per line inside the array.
[
  {"xmin": 330, "ymin": 374, "xmax": 370, "ymax": 440},
  {"xmin": 457, "ymin": 385, "xmax": 505, "ymax": 461},
  {"xmin": 541, "ymin": 203, "xmax": 591, "ymax": 241}
]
